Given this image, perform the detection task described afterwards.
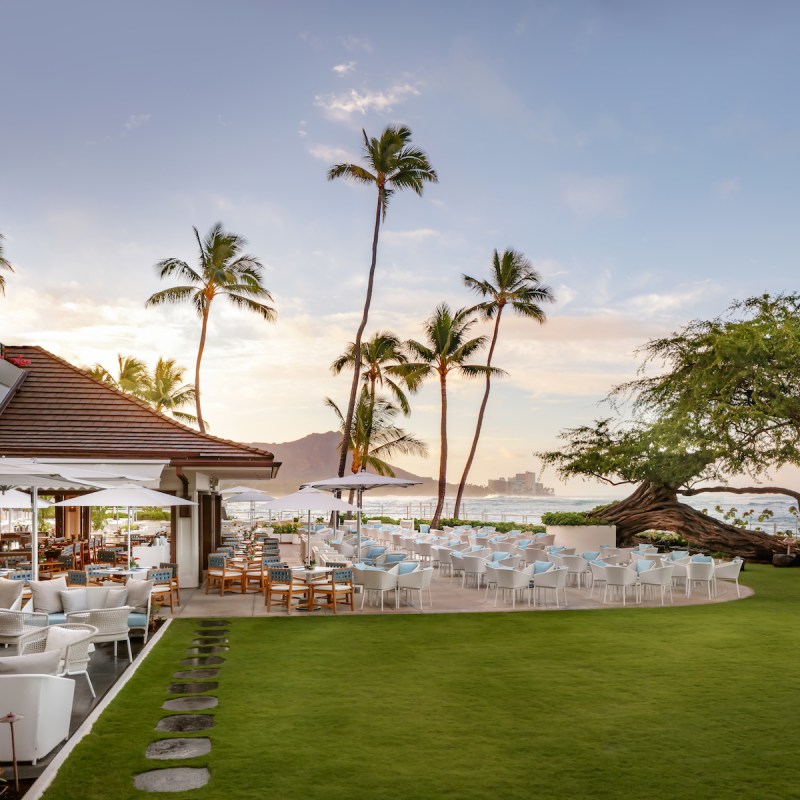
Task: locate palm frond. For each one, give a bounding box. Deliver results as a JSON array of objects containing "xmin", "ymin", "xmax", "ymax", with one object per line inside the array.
[{"xmin": 224, "ymin": 294, "xmax": 277, "ymax": 321}]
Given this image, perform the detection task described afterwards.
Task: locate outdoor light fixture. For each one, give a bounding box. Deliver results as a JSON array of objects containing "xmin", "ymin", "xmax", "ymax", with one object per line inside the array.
[{"xmin": 0, "ymin": 711, "xmax": 23, "ymax": 790}]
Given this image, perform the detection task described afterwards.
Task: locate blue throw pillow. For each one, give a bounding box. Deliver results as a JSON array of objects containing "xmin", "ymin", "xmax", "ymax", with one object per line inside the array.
[
  {"xmin": 590, "ymin": 559, "xmax": 608, "ymax": 567},
  {"xmin": 636, "ymin": 559, "xmax": 653, "ymax": 574},
  {"xmin": 397, "ymin": 562, "xmax": 418, "ymax": 575},
  {"xmin": 691, "ymin": 555, "xmax": 713, "ymax": 563},
  {"xmin": 534, "ymin": 561, "xmax": 553, "ymax": 574}
]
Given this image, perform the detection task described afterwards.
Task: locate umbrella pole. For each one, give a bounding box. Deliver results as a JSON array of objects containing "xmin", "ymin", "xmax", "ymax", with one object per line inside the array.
[
  {"xmin": 31, "ymin": 490, "xmax": 39, "ymax": 581},
  {"xmin": 127, "ymin": 507, "xmax": 132, "ymax": 567},
  {"xmin": 356, "ymin": 488, "xmax": 363, "ymax": 563}
]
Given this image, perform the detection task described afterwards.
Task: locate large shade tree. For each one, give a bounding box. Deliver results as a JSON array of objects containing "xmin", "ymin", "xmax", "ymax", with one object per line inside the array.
[
  {"xmin": 406, "ymin": 304, "xmax": 502, "ymax": 528},
  {"xmin": 453, "ymin": 248, "xmax": 555, "ymax": 518},
  {"xmin": 539, "ymin": 293, "xmax": 800, "ymax": 560},
  {"xmin": 146, "ymin": 223, "xmax": 276, "ymax": 432},
  {"xmin": 327, "ymin": 126, "xmax": 437, "ymax": 479}
]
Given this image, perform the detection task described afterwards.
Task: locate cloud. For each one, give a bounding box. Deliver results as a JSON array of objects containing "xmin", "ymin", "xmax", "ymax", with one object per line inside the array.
[
  {"xmin": 314, "ymin": 83, "xmax": 420, "ymax": 121},
  {"xmin": 560, "ymin": 174, "xmax": 628, "ymax": 218},
  {"xmin": 333, "ymin": 61, "xmax": 356, "ymax": 75},
  {"xmin": 124, "ymin": 113, "xmax": 151, "ymax": 132},
  {"xmin": 307, "ymin": 143, "xmax": 354, "ymax": 163}
]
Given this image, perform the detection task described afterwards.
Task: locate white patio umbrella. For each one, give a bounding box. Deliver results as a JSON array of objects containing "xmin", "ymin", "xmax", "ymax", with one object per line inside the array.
[
  {"xmin": 0, "ymin": 490, "xmax": 51, "ymax": 540},
  {"xmin": 53, "ymin": 485, "xmax": 196, "ymax": 566},
  {"xmin": 301, "ymin": 474, "xmax": 422, "ymax": 556},
  {"xmin": 261, "ymin": 488, "xmax": 358, "ymax": 561},
  {"xmin": 0, "ymin": 458, "xmax": 121, "ymax": 579},
  {"xmin": 220, "ymin": 485, "xmax": 261, "ymax": 496},
  {"xmin": 223, "ymin": 490, "xmax": 277, "ymax": 523}
]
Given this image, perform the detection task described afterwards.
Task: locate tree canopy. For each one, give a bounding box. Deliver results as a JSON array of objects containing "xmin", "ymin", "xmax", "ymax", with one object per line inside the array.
[{"xmin": 539, "ymin": 294, "xmax": 800, "ymax": 557}]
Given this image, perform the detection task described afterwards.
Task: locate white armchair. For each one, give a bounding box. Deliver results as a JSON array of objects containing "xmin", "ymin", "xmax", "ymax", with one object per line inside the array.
[
  {"xmin": 532, "ymin": 566, "xmax": 568, "ymax": 607},
  {"xmin": 396, "ymin": 567, "xmax": 434, "ymax": 609},
  {"xmin": 495, "ymin": 567, "xmax": 533, "ymax": 609},
  {"xmin": 0, "ymin": 675, "xmax": 75, "ymax": 764},
  {"xmin": 359, "ymin": 566, "xmax": 399, "ymax": 611},
  {"xmin": 66, "ymin": 607, "xmax": 134, "ymax": 663},
  {"xmin": 714, "ymin": 558, "xmax": 743, "ymax": 597}
]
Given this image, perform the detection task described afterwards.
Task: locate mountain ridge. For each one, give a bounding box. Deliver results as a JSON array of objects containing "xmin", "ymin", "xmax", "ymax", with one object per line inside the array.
[{"xmin": 243, "ymin": 430, "xmax": 489, "ymax": 496}]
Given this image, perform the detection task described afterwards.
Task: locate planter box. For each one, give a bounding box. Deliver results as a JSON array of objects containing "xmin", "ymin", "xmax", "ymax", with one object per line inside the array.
[
  {"xmin": 279, "ymin": 534, "xmax": 299, "ymax": 544},
  {"xmin": 545, "ymin": 525, "xmax": 616, "ymax": 551}
]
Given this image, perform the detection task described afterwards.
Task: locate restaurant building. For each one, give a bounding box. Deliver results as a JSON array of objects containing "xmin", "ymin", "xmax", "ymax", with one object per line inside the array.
[{"xmin": 0, "ymin": 345, "xmax": 281, "ymax": 587}]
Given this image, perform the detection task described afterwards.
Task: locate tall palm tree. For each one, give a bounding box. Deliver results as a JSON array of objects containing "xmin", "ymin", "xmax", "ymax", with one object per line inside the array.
[
  {"xmin": 453, "ymin": 249, "xmax": 555, "ymax": 517},
  {"xmin": 406, "ymin": 304, "xmax": 503, "ymax": 528},
  {"xmin": 146, "ymin": 223, "xmax": 276, "ymax": 432},
  {"xmin": 0, "ymin": 233, "xmax": 13, "ymax": 295},
  {"xmin": 326, "ymin": 387, "xmax": 429, "ymax": 503},
  {"xmin": 142, "ymin": 357, "xmax": 199, "ymax": 425},
  {"xmin": 328, "ymin": 126, "xmax": 437, "ymax": 478}
]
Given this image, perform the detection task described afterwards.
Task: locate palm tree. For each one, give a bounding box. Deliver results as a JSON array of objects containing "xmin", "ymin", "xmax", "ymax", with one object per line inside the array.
[
  {"xmin": 453, "ymin": 249, "xmax": 555, "ymax": 518},
  {"xmin": 142, "ymin": 357, "xmax": 199, "ymax": 425},
  {"xmin": 146, "ymin": 223, "xmax": 276, "ymax": 432},
  {"xmin": 326, "ymin": 387, "xmax": 429, "ymax": 503},
  {"xmin": 328, "ymin": 126, "xmax": 437, "ymax": 478},
  {"xmin": 406, "ymin": 304, "xmax": 504, "ymax": 528},
  {"xmin": 86, "ymin": 354, "xmax": 149, "ymax": 398},
  {"xmin": 0, "ymin": 233, "xmax": 13, "ymax": 295}
]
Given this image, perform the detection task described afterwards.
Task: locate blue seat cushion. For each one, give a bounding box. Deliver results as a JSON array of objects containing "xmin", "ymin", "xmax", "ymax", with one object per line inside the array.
[
  {"xmin": 128, "ymin": 612, "xmax": 148, "ymax": 629},
  {"xmin": 47, "ymin": 612, "xmax": 67, "ymax": 625}
]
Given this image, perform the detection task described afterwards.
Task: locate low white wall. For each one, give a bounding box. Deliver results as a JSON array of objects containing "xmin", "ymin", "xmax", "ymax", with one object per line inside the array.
[
  {"xmin": 132, "ymin": 544, "xmax": 170, "ymax": 570},
  {"xmin": 547, "ymin": 525, "xmax": 617, "ymax": 551}
]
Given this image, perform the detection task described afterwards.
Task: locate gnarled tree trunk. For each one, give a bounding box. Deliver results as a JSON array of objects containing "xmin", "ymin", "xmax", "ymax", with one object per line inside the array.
[{"xmin": 588, "ymin": 480, "xmax": 784, "ymax": 561}]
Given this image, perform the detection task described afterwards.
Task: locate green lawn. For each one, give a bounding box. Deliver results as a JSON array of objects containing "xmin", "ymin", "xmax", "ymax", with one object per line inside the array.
[{"xmin": 43, "ymin": 565, "xmax": 800, "ymax": 800}]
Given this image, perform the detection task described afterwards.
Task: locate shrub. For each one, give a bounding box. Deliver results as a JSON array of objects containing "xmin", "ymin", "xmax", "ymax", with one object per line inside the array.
[{"xmin": 541, "ymin": 511, "xmax": 607, "ymax": 526}]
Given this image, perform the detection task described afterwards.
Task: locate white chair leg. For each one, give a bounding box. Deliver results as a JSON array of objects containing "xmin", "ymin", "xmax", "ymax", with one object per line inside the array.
[{"xmin": 126, "ymin": 638, "xmax": 132, "ymax": 663}]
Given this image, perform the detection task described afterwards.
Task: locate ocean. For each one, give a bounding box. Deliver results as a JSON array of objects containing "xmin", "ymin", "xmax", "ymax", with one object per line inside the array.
[{"xmin": 230, "ymin": 491, "xmax": 800, "ymax": 534}]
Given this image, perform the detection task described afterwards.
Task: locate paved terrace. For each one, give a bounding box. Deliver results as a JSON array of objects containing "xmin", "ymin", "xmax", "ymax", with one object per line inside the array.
[{"xmin": 164, "ymin": 544, "xmax": 751, "ymax": 619}]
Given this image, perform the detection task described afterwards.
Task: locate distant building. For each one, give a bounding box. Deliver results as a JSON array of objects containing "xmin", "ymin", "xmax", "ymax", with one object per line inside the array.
[{"xmin": 487, "ymin": 470, "xmax": 553, "ymax": 496}]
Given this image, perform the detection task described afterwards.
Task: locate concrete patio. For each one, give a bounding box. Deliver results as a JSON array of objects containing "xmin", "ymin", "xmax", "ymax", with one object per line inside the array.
[{"xmin": 163, "ymin": 544, "xmax": 752, "ymax": 619}]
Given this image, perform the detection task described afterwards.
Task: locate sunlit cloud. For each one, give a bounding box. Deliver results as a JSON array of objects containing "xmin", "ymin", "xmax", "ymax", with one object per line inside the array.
[
  {"xmin": 314, "ymin": 83, "xmax": 420, "ymax": 121},
  {"xmin": 307, "ymin": 143, "xmax": 354, "ymax": 163},
  {"xmin": 333, "ymin": 61, "xmax": 356, "ymax": 75}
]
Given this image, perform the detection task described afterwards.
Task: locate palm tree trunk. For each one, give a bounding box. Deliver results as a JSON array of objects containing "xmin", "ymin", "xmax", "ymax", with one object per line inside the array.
[
  {"xmin": 453, "ymin": 308, "xmax": 504, "ymax": 518},
  {"xmin": 195, "ymin": 304, "xmax": 211, "ymax": 433},
  {"xmin": 337, "ymin": 190, "xmax": 383, "ymax": 477},
  {"xmin": 431, "ymin": 371, "xmax": 448, "ymax": 528}
]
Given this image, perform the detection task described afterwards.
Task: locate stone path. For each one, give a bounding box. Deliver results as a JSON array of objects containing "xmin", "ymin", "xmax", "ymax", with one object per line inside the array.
[{"xmin": 134, "ymin": 620, "xmax": 230, "ymax": 793}]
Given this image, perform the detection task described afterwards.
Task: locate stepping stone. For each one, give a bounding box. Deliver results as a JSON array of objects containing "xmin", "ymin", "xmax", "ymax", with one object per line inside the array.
[
  {"xmin": 146, "ymin": 738, "xmax": 212, "ymax": 760},
  {"xmin": 168, "ymin": 682, "xmax": 218, "ymax": 694},
  {"xmin": 156, "ymin": 714, "xmax": 214, "ymax": 733},
  {"xmin": 185, "ymin": 646, "xmax": 228, "ymax": 655},
  {"xmin": 172, "ymin": 669, "xmax": 220, "ymax": 680},
  {"xmin": 135, "ymin": 767, "xmax": 210, "ymax": 792},
  {"xmin": 179, "ymin": 656, "xmax": 225, "ymax": 667},
  {"xmin": 194, "ymin": 630, "xmax": 229, "ymax": 637},
  {"xmin": 162, "ymin": 696, "xmax": 218, "ymax": 711},
  {"xmin": 197, "ymin": 620, "xmax": 230, "ymax": 627},
  {"xmin": 190, "ymin": 637, "xmax": 228, "ymax": 646}
]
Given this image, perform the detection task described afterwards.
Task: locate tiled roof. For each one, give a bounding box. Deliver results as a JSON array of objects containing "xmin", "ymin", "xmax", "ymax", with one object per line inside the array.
[{"xmin": 0, "ymin": 346, "xmax": 278, "ymax": 467}]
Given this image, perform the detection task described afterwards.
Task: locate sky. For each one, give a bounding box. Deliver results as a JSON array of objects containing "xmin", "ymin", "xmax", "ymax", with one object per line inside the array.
[{"xmin": 1, "ymin": 1, "xmax": 799, "ymax": 497}]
